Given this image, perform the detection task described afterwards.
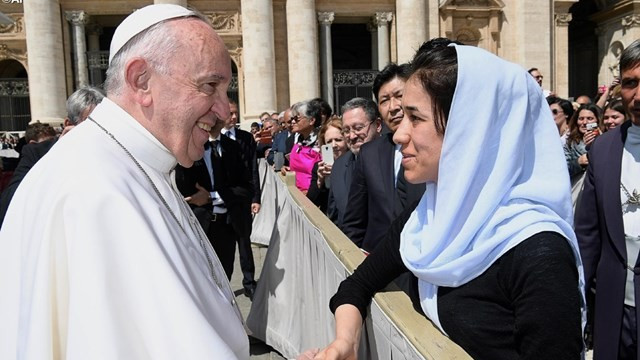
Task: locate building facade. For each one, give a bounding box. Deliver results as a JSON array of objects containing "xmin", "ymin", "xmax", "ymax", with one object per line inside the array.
[{"xmin": 0, "ymin": 0, "xmax": 634, "ymax": 130}]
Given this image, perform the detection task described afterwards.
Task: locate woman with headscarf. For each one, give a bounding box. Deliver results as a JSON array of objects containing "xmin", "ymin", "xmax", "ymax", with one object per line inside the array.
[{"xmin": 301, "ymin": 41, "xmax": 584, "ymax": 359}]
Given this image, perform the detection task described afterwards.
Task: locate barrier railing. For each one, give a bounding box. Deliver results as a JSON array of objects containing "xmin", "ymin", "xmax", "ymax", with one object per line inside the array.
[{"xmin": 247, "ymin": 160, "xmax": 470, "ymax": 359}]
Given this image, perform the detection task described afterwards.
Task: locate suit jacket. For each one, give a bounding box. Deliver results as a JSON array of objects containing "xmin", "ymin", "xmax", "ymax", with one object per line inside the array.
[
  {"xmin": 341, "ymin": 134, "xmax": 425, "ymax": 252},
  {"xmin": 175, "ymin": 136, "xmax": 254, "ymax": 238},
  {"xmin": 227, "ymin": 128, "xmax": 261, "ymax": 205},
  {"xmin": 575, "ymin": 120, "xmax": 634, "ymax": 359},
  {"xmin": 0, "ymin": 138, "xmax": 56, "ymax": 228},
  {"xmin": 326, "ymin": 151, "xmax": 356, "ymax": 228}
]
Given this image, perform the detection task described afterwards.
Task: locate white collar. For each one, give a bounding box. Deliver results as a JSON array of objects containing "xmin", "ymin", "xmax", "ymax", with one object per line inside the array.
[{"xmin": 89, "ymin": 98, "xmax": 177, "ymax": 174}]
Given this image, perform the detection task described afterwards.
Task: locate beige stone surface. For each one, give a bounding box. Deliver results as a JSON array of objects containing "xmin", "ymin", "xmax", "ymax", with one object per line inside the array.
[
  {"xmin": 396, "ymin": 0, "xmax": 427, "ymax": 64},
  {"xmin": 286, "ymin": 0, "xmax": 320, "ymax": 104}
]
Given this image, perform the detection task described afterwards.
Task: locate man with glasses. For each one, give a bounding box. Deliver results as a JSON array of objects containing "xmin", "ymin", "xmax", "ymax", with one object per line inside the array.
[
  {"xmin": 341, "ymin": 63, "xmax": 426, "ymax": 253},
  {"xmin": 528, "ymin": 67, "xmax": 553, "ymax": 97},
  {"xmin": 326, "ymin": 98, "xmax": 381, "ymax": 228}
]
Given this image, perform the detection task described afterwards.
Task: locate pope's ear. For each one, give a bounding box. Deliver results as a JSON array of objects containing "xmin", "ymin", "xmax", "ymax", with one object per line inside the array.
[{"xmin": 124, "ymin": 58, "xmax": 153, "ymax": 107}]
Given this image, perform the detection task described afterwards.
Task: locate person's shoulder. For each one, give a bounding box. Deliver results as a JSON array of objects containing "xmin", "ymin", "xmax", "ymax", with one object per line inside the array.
[
  {"xmin": 359, "ymin": 134, "xmax": 390, "ymax": 156},
  {"xmin": 334, "ymin": 150, "xmax": 354, "ymax": 166}
]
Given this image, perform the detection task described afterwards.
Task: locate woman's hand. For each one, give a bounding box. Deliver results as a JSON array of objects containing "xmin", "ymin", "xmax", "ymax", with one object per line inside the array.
[
  {"xmin": 312, "ymin": 338, "xmax": 358, "ymax": 360},
  {"xmin": 583, "ymin": 129, "xmax": 599, "ymax": 146},
  {"xmin": 317, "ymin": 162, "xmax": 333, "ymax": 188},
  {"xmin": 578, "ymin": 154, "xmax": 589, "ymax": 168},
  {"xmin": 280, "ymin": 165, "xmax": 290, "ymax": 177}
]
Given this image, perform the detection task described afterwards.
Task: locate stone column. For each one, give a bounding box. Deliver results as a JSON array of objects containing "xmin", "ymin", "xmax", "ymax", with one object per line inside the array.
[
  {"xmin": 65, "ymin": 10, "xmax": 89, "ymax": 88},
  {"xmin": 286, "ymin": 0, "xmax": 320, "ymax": 104},
  {"xmin": 241, "ymin": 0, "xmax": 277, "ymax": 121},
  {"xmin": 374, "ymin": 12, "xmax": 393, "ymax": 70},
  {"xmin": 318, "ymin": 12, "xmax": 334, "ymax": 108},
  {"xmin": 553, "ymin": 12, "xmax": 572, "ymax": 98},
  {"xmin": 154, "ymin": 0, "xmax": 188, "ymax": 6},
  {"xmin": 87, "ymin": 24, "xmax": 103, "ymax": 86},
  {"xmin": 23, "ymin": 0, "xmax": 67, "ymax": 125},
  {"xmin": 367, "ymin": 22, "xmax": 378, "ymax": 70},
  {"xmin": 396, "ymin": 0, "xmax": 427, "ymax": 64}
]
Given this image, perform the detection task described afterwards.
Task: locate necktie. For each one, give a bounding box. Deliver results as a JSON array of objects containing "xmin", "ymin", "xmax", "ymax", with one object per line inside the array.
[{"xmin": 211, "ymin": 140, "xmax": 223, "ymax": 190}]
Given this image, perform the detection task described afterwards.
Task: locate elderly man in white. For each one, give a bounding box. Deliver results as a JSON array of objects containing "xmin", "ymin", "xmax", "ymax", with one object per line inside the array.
[{"xmin": 0, "ymin": 5, "xmax": 249, "ymax": 359}]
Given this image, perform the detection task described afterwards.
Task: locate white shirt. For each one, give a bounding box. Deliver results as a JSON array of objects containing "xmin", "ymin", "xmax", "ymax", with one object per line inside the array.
[
  {"xmin": 221, "ymin": 126, "xmax": 236, "ymax": 141},
  {"xmin": 0, "ymin": 98, "xmax": 249, "ymax": 359}
]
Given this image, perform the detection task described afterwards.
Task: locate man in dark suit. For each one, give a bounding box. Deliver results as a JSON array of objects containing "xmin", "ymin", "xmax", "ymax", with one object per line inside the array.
[
  {"xmin": 341, "ymin": 64, "xmax": 426, "ymax": 253},
  {"xmin": 576, "ymin": 39, "xmax": 640, "ymax": 360},
  {"xmin": 221, "ymin": 99, "xmax": 260, "ymax": 297},
  {"xmin": 325, "ymin": 98, "xmax": 382, "ymax": 228},
  {"xmin": 175, "ymin": 120, "xmax": 253, "ymax": 283},
  {"xmin": 0, "ymin": 86, "xmax": 104, "ymax": 228}
]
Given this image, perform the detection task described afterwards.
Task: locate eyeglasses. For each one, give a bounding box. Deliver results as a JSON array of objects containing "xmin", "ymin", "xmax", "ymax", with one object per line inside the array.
[
  {"xmin": 291, "ymin": 115, "xmax": 306, "ymax": 123},
  {"xmin": 551, "ymin": 109, "xmax": 563, "ymax": 115},
  {"xmin": 341, "ymin": 122, "xmax": 372, "ymax": 136}
]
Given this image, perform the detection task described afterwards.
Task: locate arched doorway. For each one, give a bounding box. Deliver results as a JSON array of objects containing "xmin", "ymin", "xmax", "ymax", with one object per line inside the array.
[{"xmin": 0, "ymin": 59, "xmax": 30, "ymax": 131}]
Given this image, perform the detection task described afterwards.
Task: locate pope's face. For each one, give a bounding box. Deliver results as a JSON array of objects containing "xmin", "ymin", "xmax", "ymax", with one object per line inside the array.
[{"xmin": 151, "ymin": 19, "xmax": 231, "ymax": 167}]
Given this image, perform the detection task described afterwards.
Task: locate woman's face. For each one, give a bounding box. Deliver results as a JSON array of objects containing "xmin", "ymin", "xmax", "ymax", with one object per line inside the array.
[
  {"xmin": 393, "ymin": 77, "xmax": 444, "ymax": 184},
  {"xmin": 291, "ymin": 113, "xmax": 314, "ymax": 136},
  {"xmin": 603, "ymin": 108, "xmax": 625, "ymax": 130},
  {"xmin": 550, "ymin": 103, "xmax": 567, "ymax": 129},
  {"xmin": 324, "ymin": 125, "xmax": 347, "ymax": 159},
  {"xmin": 577, "ymin": 109, "xmax": 597, "ymax": 135}
]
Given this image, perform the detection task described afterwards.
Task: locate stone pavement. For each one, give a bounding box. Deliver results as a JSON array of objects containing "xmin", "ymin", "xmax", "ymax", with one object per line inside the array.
[{"xmin": 229, "ymin": 243, "xmax": 287, "ymax": 360}]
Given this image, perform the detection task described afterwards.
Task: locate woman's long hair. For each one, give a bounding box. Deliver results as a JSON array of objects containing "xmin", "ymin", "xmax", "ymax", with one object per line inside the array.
[{"xmin": 566, "ymin": 103, "xmax": 603, "ymax": 146}]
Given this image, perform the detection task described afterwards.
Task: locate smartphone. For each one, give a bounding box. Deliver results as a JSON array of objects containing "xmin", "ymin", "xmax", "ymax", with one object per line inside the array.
[
  {"xmin": 321, "ymin": 144, "xmax": 334, "ymax": 165},
  {"xmin": 258, "ymin": 129, "xmax": 272, "ymax": 144},
  {"xmin": 586, "ymin": 123, "xmax": 598, "ymax": 132},
  {"xmin": 274, "ymin": 152, "xmax": 284, "ymax": 171}
]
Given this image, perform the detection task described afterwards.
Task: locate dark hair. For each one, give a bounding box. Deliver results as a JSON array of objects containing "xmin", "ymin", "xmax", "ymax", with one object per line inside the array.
[
  {"xmin": 372, "ymin": 63, "xmax": 411, "ymax": 102},
  {"xmin": 547, "ymin": 96, "xmax": 575, "ymax": 120},
  {"xmin": 340, "ymin": 97, "xmax": 380, "ymax": 123},
  {"xmin": 250, "ymin": 122, "xmax": 260, "ymax": 129},
  {"xmin": 620, "ymin": 39, "xmax": 640, "ymax": 74},
  {"xmin": 259, "ymin": 112, "xmax": 270, "ymax": 119},
  {"xmin": 408, "ymin": 38, "xmax": 459, "ymax": 135},
  {"xmin": 527, "ymin": 67, "xmax": 539, "ymax": 74},
  {"xmin": 605, "ymin": 99, "xmax": 625, "ymax": 115},
  {"xmin": 567, "ymin": 103, "xmax": 603, "ymax": 145},
  {"xmin": 25, "ymin": 121, "xmax": 57, "ymax": 143},
  {"xmin": 309, "ymin": 98, "xmax": 333, "ymax": 120}
]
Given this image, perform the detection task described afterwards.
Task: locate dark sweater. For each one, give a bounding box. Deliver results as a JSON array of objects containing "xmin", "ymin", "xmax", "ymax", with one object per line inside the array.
[{"xmin": 330, "ymin": 206, "xmax": 583, "ymax": 360}]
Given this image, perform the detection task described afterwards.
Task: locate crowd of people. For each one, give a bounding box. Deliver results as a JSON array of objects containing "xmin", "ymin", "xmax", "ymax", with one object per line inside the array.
[{"xmin": 0, "ymin": 3, "xmax": 639, "ymax": 359}]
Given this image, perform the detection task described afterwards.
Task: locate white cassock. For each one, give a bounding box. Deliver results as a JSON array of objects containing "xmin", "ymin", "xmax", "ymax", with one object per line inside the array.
[{"xmin": 0, "ymin": 98, "xmax": 250, "ymax": 359}]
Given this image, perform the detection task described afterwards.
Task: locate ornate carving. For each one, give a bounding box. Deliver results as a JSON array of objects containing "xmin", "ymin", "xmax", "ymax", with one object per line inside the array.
[
  {"xmin": 0, "ymin": 79, "xmax": 29, "ymax": 96},
  {"xmin": 0, "ymin": 14, "xmax": 24, "ymax": 35},
  {"xmin": 87, "ymin": 51, "xmax": 109, "ymax": 70},
  {"xmin": 317, "ymin": 12, "xmax": 335, "ymax": 26},
  {"xmin": 228, "ymin": 46, "xmax": 242, "ymax": 69},
  {"xmin": 65, "ymin": 10, "xmax": 89, "ymax": 26},
  {"xmin": 455, "ymin": 28, "xmax": 480, "ymax": 44},
  {"xmin": 622, "ymin": 15, "xmax": 640, "ymax": 30},
  {"xmin": 333, "ymin": 70, "xmax": 378, "ymax": 86},
  {"xmin": 205, "ymin": 12, "xmax": 241, "ymax": 34},
  {"xmin": 373, "ymin": 12, "xmax": 393, "ymax": 27},
  {"xmin": 0, "ymin": 44, "xmax": 27, "ymax": 62},
  {"xmin": 229, "ymin": 74, "xmax": 238, "ymax": 91},
  {"xmin": 555, "ymin": 13, "xmax": 572, "ymax": 27},
  {"xmin": 449, "ymin": 0, "xmax": 490, "ymax": 6}
]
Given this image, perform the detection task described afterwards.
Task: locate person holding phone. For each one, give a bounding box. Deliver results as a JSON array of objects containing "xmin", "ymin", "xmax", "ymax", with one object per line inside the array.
[
  {"xmin": 564, "ymin": 103, "xmax": 604, "ymax": 182},
  {"xmin": 307, "ymin": 116, "xmax": 348, "ymax": 210}
]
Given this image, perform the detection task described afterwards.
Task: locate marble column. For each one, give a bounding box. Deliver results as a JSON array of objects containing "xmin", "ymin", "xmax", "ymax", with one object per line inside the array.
[
  {"xmin": 318, "ymin": 12, "xmax": 334, "ymax": 108},
  {"xmin": 23, "ymin": 0, "xmax": 67, "ymax": 125},
  {"xmin": 154, "ymin": 0, "xmax": 188, "ymax": 6},
  {"xmin": 367, "ymin": 22, "xmax": 378, "ymax": 70},
  {"xmin": 87, "ymin": 24, "xmax": 103, "ymax": 86},
  {"xmin": 553, "ymin": 12, "xmax": 572, "ymax": 97},
  {"xmin": 374, "ymin": 12, "xmax": 393, "ymax": 70},
  {"xmin": 396, "ymin": 0, "xmax": 427, "ymax": 64},
  {"xmin": 66, "ymin": 10, "xmax": 89, "ymax": 88},
  {"xmin": 286, "ymin": 0, "xmax": 320, "ymax": 104},
  {"xmin": 241, "ymin": 0, "xmax": 277, "ymax": 121}
]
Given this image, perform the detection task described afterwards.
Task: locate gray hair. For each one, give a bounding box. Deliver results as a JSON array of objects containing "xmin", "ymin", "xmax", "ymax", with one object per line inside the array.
[
  {"xmin": 620, "ymin": 39, "xmax": 640, "ymax": 74},
  {"xmin": 341, "ymin": 97, "xmax": 380, "ymax": 123},
  {"xmin": 104, "ymin": 12, "xmax": 209, "ymax": 96},
  {"xmin": 66, "ymin": 86, "xmax": 105, "ymax": 124}
]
